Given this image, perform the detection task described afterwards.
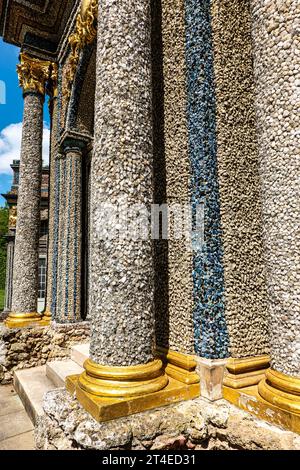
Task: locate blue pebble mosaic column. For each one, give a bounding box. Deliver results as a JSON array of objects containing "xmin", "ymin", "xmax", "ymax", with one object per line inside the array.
[{"xmin": 185, "ymin": 0, "xmax": 229, "ymax": 359}]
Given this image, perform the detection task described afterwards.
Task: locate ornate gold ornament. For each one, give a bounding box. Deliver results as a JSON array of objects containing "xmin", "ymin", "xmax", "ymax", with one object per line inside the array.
[
  {"xmin": 17, "ymin": 53, "xmax": 51, "ymax": 96},
  {"xmin": 9, "ymin": 206, "xmax": 17, "ymax": 228},
  {"xmin": 50, "ymin": 63, "xmax": 59, "ymax": 98},
  {"xmin": 64, "ymin": 0, "xmax": 98, "ymax": 99}
]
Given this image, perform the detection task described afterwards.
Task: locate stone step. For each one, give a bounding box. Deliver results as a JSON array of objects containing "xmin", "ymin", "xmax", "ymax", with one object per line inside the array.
[
  {"xmin": 71, "ymin": 343, "xmax": 90, "ymax": 368},
  {"xmin": 46, "ymin": 360, "xmax": 83, "ymax": 388},
  {"xmin": 14, "ymin": 366, "xmax": 57, "ymax": 425}
]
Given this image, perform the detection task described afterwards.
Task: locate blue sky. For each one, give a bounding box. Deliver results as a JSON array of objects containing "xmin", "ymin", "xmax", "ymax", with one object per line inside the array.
[{"xmin": 0, "ymin": 38, "xmax": 50, "ymax": 206}]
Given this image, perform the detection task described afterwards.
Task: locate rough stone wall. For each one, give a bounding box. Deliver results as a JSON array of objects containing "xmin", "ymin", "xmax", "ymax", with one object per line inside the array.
[
  {"xmin": 0, "ymin": 322, "xmax": 90, "ymax": 384},
  {"xmin": 35, "ymin": 389, "xmax": 300, "ymax": 450},
  {"xmin": 250, "ymin": 0, "xmax": 300, "ymax": 376},
  {"xmin": 153, "ymin": 0, "xmax": 195, "ymax": 355},
  {"xmin": 12, "ymin": 93, "xmax": 43, "ymax": 313},
  {"xmin": 211, "ymin": 0, "xmax": 269, "ymax": 358}
]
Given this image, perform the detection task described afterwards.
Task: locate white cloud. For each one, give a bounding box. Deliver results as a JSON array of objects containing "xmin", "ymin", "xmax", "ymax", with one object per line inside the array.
[{"xmin": 0, "ymin": 122, "xmax": 50, "ymax": 174}]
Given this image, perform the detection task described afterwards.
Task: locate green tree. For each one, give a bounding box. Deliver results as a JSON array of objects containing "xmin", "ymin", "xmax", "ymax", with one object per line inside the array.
[{"xmin": 0, "ymin": 206, "xmax": 9, "ymax": 290}]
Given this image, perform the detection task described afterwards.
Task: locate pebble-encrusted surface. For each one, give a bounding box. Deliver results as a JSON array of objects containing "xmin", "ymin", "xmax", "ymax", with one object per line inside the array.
[
  {"xmin": 250, "ymin": 0, "xmax": 300, "ymax": 376},
  {"xmin": 2, "ymin": 239, "xmax": 14, "ymax": 317},
  {"xmin": 45, "ymin": 97, "xmax": 59, "ymax": 316},
  {"xmin": 51, "ymin": 64, "xmax": 63, "ymax": 316},
  {"xmin": 64, "ymin": 148, "xmax": 82, "ymax": 322},
  {"xmin": 185, "ymin": 0, "xmax": 229, "ymax": 359},
  {"xmin": 11, "ymin": 93, "xmax": 43, "ymax": 314},
  {"xmin": 89, "ymin": 0, "xmax": 155, "ymax": 366},
  {"xmin": 56, "ymin": 157, "xmax": 69, "ymax": 321},
  {"xmin": 35, "ymin": 388, "xmax": 300, "ymax": 450},
  {"xmin": 0, "ymin": 322, "xmax": 90, "ymax": 384},
  {"xmin": 211, "ymin": 0, "xmax": 269, "ymax": 358},
  {"xmin": 153, "ymin": 0, "xmax": 195, "ymax": 355}
]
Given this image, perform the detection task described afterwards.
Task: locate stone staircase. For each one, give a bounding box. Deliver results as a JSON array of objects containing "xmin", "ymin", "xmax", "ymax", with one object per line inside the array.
[{"xmin": 14, "ymin": 343, "xmax": 90, "ymax": 424}]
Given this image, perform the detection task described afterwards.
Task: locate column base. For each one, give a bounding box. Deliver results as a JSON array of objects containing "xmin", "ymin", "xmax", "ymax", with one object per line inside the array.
[
  {"xmin": 41, "ymin": 309, "xmax": 52, "ymax": 325},
  {"xmin": 223, "ymin": 355, "xmax": 270, "ymax": 389},
  {"xmin": 223, "ymin": 381, "xmax": 300, "ymax": 434},
  {"xmin": 67, "ymin": 375, "xmax": 199, "ymax": 423},
  {"xmin": 5, "ymin": 312, "xmax": 43, "ymax": 329},
  {"xmin": 66, "ymin": 358, "xmax": 200, "ymax": 422},
  {"xmin": 157, "ymin": 347, "xmax": 200, "ymax": 385},
  {"xmin": 258, "ymin": 369, "xmax": 300, "ymax": 415}
]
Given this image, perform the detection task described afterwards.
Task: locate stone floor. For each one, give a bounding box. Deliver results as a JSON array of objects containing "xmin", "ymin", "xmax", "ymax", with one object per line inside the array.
[{"xmin": 0, "ymin": 384, "xmax": 35, "ymax": 450}]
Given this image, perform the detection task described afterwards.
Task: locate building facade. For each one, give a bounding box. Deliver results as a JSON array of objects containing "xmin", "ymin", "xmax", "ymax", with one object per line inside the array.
[{"xmin": 0, "ymin": 0, "xmax": 299, "ymax": 447}]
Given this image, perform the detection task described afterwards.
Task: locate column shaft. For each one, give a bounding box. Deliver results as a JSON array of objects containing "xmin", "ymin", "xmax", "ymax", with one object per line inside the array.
[
  {"xmin": 1, "ymin": 238, "xmax": 14, "ymax": 317},
  {"xmin": 54, "ymin": 138, "xmax": 84, "ymax": 323},
  {"xmin": 11, "ymin": 92, "xmax": 43, "ymax": 316},
  {"xmin": 89, "ymin": 0, "xmax": 155, "ymax": 367},
  {"xmin": 64, "ymin": 148, "xmax": 82, "ymax": 322},
  {"xmin": 44, "ymin": 89, "xmax": 59, "ymax": 320},
  {"xmin": 250, "ymin": 0, "xmax": 300, "ymax": 415},
  {"xmin": 6, "ymin": 53, "xmax": 50, "ymax": 328},
  {"xmin": 251, "ymin": 0, "xmax": 300, "ymax": 377}
]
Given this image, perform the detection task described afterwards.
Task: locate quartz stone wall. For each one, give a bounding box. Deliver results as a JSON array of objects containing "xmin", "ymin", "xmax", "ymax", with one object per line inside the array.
[
  {"xmin": 211, "ymin": 0, "xmax": 269, "ymax": 358},
  {"xmin": 250, "ymin": 0, "xmax": 300, "ymax": 376},
  {"xmin": 0, "ymin": 322, "xmax": 90, "ymax": 384}
]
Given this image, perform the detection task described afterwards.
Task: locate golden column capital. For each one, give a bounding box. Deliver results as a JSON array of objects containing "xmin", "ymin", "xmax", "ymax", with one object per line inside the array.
[{"xmin": 17, "ymin": 53, "xmax": 51, "ymax": 96}]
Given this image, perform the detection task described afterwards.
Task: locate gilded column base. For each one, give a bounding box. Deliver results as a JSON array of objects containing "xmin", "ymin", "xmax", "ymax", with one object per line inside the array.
[
  {"xmin": 258, "ymin": 369, "xmax": 300, "ymax": 415},
  {"xmin": 156, "ymin": 347, "xmax": 200, "ymax": 385},
  {"xmin": 223, "ymin": 355, "xmax": 270, "ymax": 389},
  {"xmin": 66, "ymin": 358, "xmax": 200, "ymax": 422},
  {"xmin": 41, "ymin": 308, "xmax": 52, "ymax": 325},
  {"xmin": 5, "ymin": 312, "xmax": 43, "ymax": 329},
  {"xmin": 223, "ymin": 380, "xmax": 300, "ymax": 434}
]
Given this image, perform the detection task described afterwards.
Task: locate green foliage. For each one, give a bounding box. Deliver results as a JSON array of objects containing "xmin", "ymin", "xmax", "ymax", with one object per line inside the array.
[
  {"xmin": 0, "ymin": 289, "xmax": 4, "ymax": 310},
  {"xmin": 0, "ymin": 207, "xmax": 9, "ymax": 290}
]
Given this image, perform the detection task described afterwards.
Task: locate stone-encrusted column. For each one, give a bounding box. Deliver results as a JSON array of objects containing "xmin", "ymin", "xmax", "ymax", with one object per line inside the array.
[
  {"xmin": 69, "ymin": 0, "xmax": 194, "ymax": 421},
  {"xmin": 88, "ymin": 0, "xmax": 157, "ymax": 368},
  {"xmin": 6, "ymin": 53, "xmax": 50, "ymax": 329},
  {"xmin": 43, "ymin": 64, "xmax": 59, "ymax": 323},
  {"xmin": 1, "ymin": 235, "xmax": 15, "ymax": 319},
  {"xmin": 54, "ymin": 131, "xmax": 88, "ymax": 323},
  {"xmin": 250, "ymin": 0, "xmax": 300, "ymax": 414}
]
